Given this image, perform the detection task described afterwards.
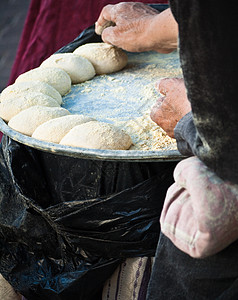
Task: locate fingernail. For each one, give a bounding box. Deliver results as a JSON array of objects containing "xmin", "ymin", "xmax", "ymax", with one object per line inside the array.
[
  {"xmin": 155, "ymin": 79, "xmax": 161, "ymax": 89},
  {"xmin": 155, "ymin": 77, "xmax": 167, "ymax": 89}
]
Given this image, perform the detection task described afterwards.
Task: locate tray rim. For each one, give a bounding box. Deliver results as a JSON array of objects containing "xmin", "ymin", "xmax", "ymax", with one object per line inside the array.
[{"xmin": 0, "ymin": 118, "xmax": 184, "ymax": 162}]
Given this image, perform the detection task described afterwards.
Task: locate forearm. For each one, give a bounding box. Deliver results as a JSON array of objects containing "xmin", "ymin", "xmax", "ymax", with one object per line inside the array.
[{"xmin": 146, "ymin": 8, "xmax": 178, "ymax": 53}]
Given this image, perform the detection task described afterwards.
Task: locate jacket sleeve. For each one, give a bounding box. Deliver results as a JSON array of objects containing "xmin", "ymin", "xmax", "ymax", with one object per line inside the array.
[{"xmin": 174, "ymin": 111, "xmax": 200, "ymax": 156}]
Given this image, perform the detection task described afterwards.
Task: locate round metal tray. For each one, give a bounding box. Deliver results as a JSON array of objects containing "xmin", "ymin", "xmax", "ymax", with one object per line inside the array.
[{"xmin": 0, "ymin": 51, "xmax": 184, "ymax": 162}]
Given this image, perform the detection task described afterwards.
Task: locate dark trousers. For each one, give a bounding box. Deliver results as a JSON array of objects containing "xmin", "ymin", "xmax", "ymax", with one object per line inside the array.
[{"xmin": 147, "ymin": 233, "xmax": 238, "ymax": 299}]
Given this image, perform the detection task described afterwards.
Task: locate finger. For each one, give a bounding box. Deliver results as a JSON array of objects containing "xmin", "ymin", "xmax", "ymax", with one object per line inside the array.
[
  {"xmin": 155, "ymin": 78, "xmax": 173, "ymax": 95},
  {"xmin": 160, "ymin": 77, "xmax": 186, "ymax": 96},
  {"xmin": 101, "ymin": 26, "xmax": 120, "ymax": 47},
  {"xmin": 96, "ymin": 5, "xmax": 116, "ymax": 29},
  {"xmin": 155, "ymin": 78, "xmax": 166, "ymax": 94},
  {"xmin": 95, "ymin": 21, "xmax": 116, "ymax": 35},
  {"xmin": 150, "ymin": 96, "xmax": 165, "ymax": 122}
]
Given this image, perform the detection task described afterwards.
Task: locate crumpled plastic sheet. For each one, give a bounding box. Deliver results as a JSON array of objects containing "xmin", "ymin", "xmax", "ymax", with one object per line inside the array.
[{"xmin": 0, "ymin": 136, "xmax": 176, "ymax": 299}]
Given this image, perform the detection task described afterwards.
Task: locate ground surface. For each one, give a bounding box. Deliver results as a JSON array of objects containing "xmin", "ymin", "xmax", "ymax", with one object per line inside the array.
[{"xmin": 0, "ymin": 0, "xmax": 30, "ymax": 92}]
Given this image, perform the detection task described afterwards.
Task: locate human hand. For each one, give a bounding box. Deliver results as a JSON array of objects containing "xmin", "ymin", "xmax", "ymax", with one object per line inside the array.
[
  {"xmin": 150, "ymin": 78, "xmax": 191, "ymax": 138},
  {"xmin": 95, "ymin": 3, "xmax": 178, "ymax": 53}
]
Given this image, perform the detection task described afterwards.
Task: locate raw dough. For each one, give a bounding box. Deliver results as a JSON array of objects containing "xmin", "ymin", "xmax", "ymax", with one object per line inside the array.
[
  {"xmin": 60, "ymin": 120, "xmax": 132, "ymax": 150},
  {"xmin": 40, "ymin": 53, "xmax": 96, "ymax": 84},
  {"xmin": 0, "ymin": 92, "xmax": 60, "ymax": 122},
  {"xmin": 8, "ymin": 106, "xmax": 70, "ymax": 136},
  {"xmin": 0, "ymin": 81, "xmax": 62, "ymax": 104},
  {"xmin": 15, "ymin": 67, "xmax": 71, "ymax": 96},
  {"xmin": 73, "ymin": 43, "xmax": 128, "ymax": 75},
  {"xmin": 32, "ymin": 114, "xmax": 95, "ymax": 143}
]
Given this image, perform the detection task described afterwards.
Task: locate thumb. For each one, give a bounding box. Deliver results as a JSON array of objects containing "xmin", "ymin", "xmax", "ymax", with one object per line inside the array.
[
  {"xmin": 155, "ymin": 78, "xmax": 172, "ymax": 95},
  {"xmin": 101, "ymin": 26, "xmax": 119, "ymax": 46},
  {"xmin": 150, "ymin": 96, "xmax": 165, "ymax": 123}
]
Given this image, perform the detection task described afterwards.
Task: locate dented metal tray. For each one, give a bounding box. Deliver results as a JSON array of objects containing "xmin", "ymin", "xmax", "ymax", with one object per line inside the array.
[{"xmin": 0, "ymin": 50, "xmax": 184, "ymax": 161}]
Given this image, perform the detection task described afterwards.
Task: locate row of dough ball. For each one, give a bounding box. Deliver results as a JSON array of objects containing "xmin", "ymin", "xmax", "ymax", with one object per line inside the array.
[
  {"xmin": 0, "ymin": 43, "xmax": 128, "ymax": 102},
  {"xmin": 0, "ymin": 43, "xmax": 132, "ymax": 150},
  {"xmin": 7, "ymin": 42, "xmax": 128, "ymax": 96},
  {"xmin": 9, "ymin": 107, "xmax": 132, "ymax": 150}
]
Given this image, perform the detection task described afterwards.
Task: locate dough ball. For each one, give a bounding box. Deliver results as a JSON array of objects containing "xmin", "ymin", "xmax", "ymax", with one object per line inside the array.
[
  {"xmin": 60, "ymin": 121, "xmax": 132, "ymax": 150},
  {"xmin": 73, "ymin": 43, "xmax": 128, "ymax": 75},
  {"xmin": 8, "ymin": 106, "xmax": 70, "ymax": 136},
  {"xmin": 0, "ymin": 92, "xmax": 60, "ymax": 122},
  {"xmin": 0, "ymin": 81, "xmax": 62, "ymax": 104},
  {"xmin": 40, "ymin": 53, "xmax": 96, "ymax": 84},
  {"xmin": 15, "ymin": 67, "xmax": 71, "ymax": 96},
  {"xmin": 32, "ymin": 114, "xmax": 95, "ymax": 143}
]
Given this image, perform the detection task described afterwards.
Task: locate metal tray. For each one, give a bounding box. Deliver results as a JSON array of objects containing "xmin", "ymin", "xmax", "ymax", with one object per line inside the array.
[{"xmin": 0, "ymin": 50, "xmax": 184, "ymax": 162}]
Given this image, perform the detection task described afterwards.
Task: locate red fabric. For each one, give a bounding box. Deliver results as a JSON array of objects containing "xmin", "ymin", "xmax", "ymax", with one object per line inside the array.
[{"xmin": 8, "ymin": 0, "xmax": 168, "ymax": 85}]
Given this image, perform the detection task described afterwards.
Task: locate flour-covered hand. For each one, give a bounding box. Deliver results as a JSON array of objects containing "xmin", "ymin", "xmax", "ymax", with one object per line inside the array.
[
  {"xmin": 96, "ymin": 3, "xmax": 178, "ymax": 53},
  {"xmin": 150, "ymin": 78, "xmax": 191, "ymax": 138}
]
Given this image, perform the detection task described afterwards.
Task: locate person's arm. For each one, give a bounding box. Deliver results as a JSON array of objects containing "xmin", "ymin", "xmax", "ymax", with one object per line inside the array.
[
  {"xmin": 95, "ymin": 3, "xmax": 178, "ymax": 53},
  {"xmin": 174, "ymin": 111, "xmax": 202, "ymax": 156}
]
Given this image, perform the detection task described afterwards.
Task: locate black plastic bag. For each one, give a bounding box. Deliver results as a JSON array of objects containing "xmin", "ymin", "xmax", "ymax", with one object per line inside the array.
[{"xmin": 0, "ymin": 133, "xmax": 176, "ymax": 300}]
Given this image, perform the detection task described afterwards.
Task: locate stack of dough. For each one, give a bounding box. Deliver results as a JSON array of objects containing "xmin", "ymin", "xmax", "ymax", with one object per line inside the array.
[
  {"xmin": 73, "ymin": 43, "xmax": 128, "ymax": 75},
  {"xmin": 31, "ymin": 114, "xmax": 132, "ymax": 150},
  {"xmin": 32, "ymin": 114, "xmax": 95, "ymax": 144},
  {"xmin": 8, "ymin": 106, "xmax": 70, "ymax": 136},
  {"xmin": 60, "ymin": 121, "xmax": 132, "ymax": 150},
  {"xmin": 0, "ymin": 92, "xmax": 60, "ymax": 122},
  {"xmin": 40, "ymin": 53, "xmax": 96, "ymax": 84},
  {"xmin": 15, "ymin": 67, "xmax": 71, "ymax": 96},
  {"xmin": 0, "ymin": 42, "xmax": 131, "ymax": 151},
  {"xmin": 0, "ymin": 81, "xmax": 62, "ymax": 104}
]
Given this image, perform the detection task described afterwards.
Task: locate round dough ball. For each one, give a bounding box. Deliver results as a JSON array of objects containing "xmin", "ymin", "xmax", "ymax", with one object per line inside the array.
[
  {"xmin": 8, "ymin": 106, "xmax": 70, "ymax": 136},
  {"xmin": 73, "ymin": 43, "xmax": 128, "ymax": 75},
  {"xmin": 0, "ymin": 92, "xmax": 60, "ymax": 122},
  {"xmin": 40, "ymin": 53, "xmax": 96, "ymax": 84},
  {"xmin": 15, "ymin": 67, "xmax": 71, "ymax": 96},
  {"xmin": 32, "ymin": 114, "xmax": 95, "ymax": 143},
  {"xmin": 60, "ymin": 121, "xmax": 132, "ymax": 150},
  {"xmin": 0, "ymin": 81, "xmax": 62, "ymax": 104}
]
